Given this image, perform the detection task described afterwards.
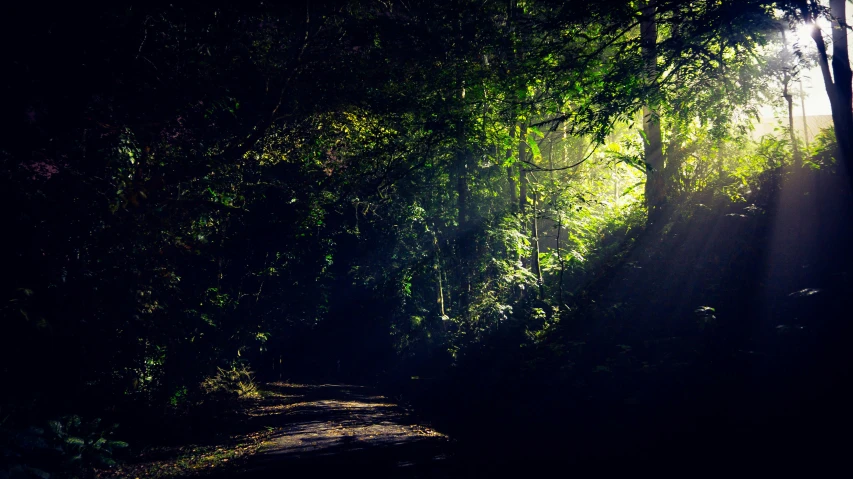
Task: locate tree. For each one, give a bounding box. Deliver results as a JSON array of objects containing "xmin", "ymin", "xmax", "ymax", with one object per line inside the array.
[
  {"xmin": 782, "ymin": 0, "xmax": 853, "ymax": 178},
  {"xmin": 766, "ymin": 25, "xmax": 809, "ymax": 166},
  {"xmin": 821, "ymin": 0, "xmax": 852, "ymax": 176},
  {"xmin": 641, "ymin": 0, "xmax": 666, "ymax": 218}
]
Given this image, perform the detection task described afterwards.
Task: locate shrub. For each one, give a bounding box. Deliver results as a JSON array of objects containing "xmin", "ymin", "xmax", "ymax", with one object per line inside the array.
[
  {"xmin": 806, "ymin": 126, "xmax": 837, "ymax": 171},
  {"xmin": 200, "ymin": 365, "xmax": 260, "ymax": 400},
  {"xmin": 1, "ymin": 415, "xmax": 127, "ymax": 479}
]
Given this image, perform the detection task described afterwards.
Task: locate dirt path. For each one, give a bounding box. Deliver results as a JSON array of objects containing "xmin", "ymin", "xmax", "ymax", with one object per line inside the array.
[
  {"xmin": 104, "ymin": 382, "xmax": 454, "ymax": 478},
  {"xmin": 231, "ymin": 382, "xmax": 454, "ymax": 477}
]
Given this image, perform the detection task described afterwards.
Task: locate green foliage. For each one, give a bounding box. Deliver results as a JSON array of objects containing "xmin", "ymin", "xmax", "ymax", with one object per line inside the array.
[
  {"xmin": 806, "ymin": 126, "xmax": 838, "ymax": 171},
  {"xmin": 1, "ymin": 416, "xmax": 127, "ymax": 479},
  {"xmin": 46, "ymin": 417, "xmax": 127, "ymax": 470},
  {"xmin": 200, "ymin": 366, "xmax": 260, "ymax": 400}
]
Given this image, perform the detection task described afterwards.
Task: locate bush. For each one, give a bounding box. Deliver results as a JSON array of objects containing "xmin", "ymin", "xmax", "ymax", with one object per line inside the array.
[
  {"xmin": 1, "ymin": 415, "xmax": 127, "ymax": 479},
  {"xmin": 806, "ymin": 126, "xmax": 837, "ymax": 171},
  {"xmin": 200, "ymin": 365, "xmax": 260, "ymax": 400}
]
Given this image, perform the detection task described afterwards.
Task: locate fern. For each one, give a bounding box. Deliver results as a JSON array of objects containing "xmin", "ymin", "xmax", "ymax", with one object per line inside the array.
[
  {"xmin": 200, "ymin": 365, "xmax": 260, "ymax": 400},
  {"xmin": 1, "ymin": 415, "xmax": 127, "ymax": 478}
]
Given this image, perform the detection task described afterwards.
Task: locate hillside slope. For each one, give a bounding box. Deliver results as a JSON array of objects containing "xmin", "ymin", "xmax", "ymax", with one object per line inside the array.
[{"xmin": 407, "ymin": 164, "xmax": 853, "ymax": 470}]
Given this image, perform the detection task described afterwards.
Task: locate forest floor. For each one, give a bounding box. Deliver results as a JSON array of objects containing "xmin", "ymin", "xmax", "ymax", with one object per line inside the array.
[{"xmin": 102, "ymin": 383, "xmax": 452, "ymax": 478}]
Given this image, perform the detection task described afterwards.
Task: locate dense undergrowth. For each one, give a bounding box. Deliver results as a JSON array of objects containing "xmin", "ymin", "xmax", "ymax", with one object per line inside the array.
[{"xmin": 394, "ymin": 151, "xmax": 853, "ymax": 468}]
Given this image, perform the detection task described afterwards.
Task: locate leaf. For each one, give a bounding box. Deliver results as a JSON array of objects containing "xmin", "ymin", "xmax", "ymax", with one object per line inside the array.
[
  {"xmin": 526, "ymin": 137, "xmax": 542, "ymax": 161},
  {"xmin": 65, "ymin": 436, "xmax": 86, "ymax": 447},
  {"xmin": 528, "ymin": 126, "xmax": 545, "ymax": 139}
]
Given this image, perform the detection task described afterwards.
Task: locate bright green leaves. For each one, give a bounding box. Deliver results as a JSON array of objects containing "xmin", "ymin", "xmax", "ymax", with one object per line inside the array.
[
  {"xmin": 607, "ymin": 134, "xmax": 647, "ymax": 174},
  {"xmin": 527, "ymin": 126, "xmax": 545, "ymax": 162},
  {"xmin": 206, "ymin": 288, "xmax": 233, "ymax": 310}
]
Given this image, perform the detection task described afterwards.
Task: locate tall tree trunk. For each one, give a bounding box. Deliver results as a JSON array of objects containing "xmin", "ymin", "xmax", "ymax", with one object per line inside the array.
[
  {"xmin": 641, "ymin": 0, "xmax": 665, "ymax": 220},
  {"xmin": 456, "ymin": 124, "xmax": 471, "ymax": 313},
  {"xmin": 532, "ymin": 189, "xmax": 543, "ymax": 298},
  {"xmin": 550, "ymin": 135, "xmax": 565, "ymax": 307},
  {"xmin": 432, "ymin": 229, "xmax": 445, "ymax": 317},
  {"xmin": 662, "ymin": 125, "xmax": 684, "ymax": 188},
  {"xmin": 457, "ymin": 139, "xmax": 469, "ymax": 230},
  {"xmin": 781, "ymin": 29, "xmax": 802, "ymax": 167},
  {"xmin": 556, "ymin": 217, "xmax": 564, "ymax": 307},
  {"xmin": 507, "ymin": 122, "xmax": 518, "ymax": 211},
  {"xmin": 517, "ymin": 122, "xmax": 530, "ymax": 276},
  {"xmin": 812, "ymin": 0, "xmax": 853, "ymax": 178},
  {"xmin": 518, "ymin": 122, "xmax": 528, "ymax": 217},
  {"xmin": 800, "ymin": 79, "xmax": 810, "ymax": 150},
  {"xmin": 828, "ymin": 0, "xmax": 853, "ymax": 175},
  {"xmin": 784, "ymin": 78, "xmax": 801, "ymax": 166},
  {"xmin": 455, "ymin": 56, "xmax": 471, "ymax": 315}
]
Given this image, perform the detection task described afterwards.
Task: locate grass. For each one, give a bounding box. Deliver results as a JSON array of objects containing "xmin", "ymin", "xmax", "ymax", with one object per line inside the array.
[{"xmin": 96, "ymin": 431, "xmax": 274, "ymax": 478}]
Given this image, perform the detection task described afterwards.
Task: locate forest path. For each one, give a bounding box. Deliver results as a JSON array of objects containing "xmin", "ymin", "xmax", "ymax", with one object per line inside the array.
[{"xmin": 228, "ymin": 382, "xmax": 454, "ymax": 477}]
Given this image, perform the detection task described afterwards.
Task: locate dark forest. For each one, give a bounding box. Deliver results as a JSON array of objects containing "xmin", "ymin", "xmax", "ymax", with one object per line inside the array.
[{"xmin": 2, "ymin": 1, "xmax": 852, "ymax": 477}]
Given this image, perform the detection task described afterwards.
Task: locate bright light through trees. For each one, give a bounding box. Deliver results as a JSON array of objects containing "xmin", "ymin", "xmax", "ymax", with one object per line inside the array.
[{"xmin": 793, "ymin": 16, "xmax": 831, "ymax": 47}]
